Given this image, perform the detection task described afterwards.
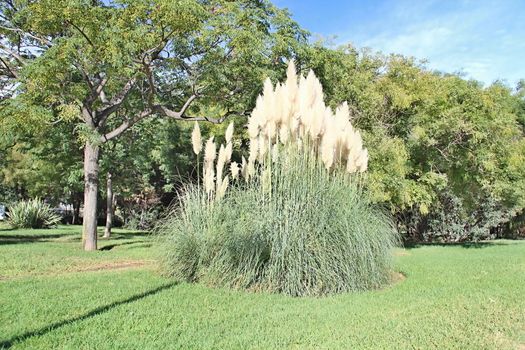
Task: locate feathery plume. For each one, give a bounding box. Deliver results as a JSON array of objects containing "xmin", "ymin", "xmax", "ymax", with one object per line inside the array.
[
  {"xmin": 241, "ymin": 156, "xmax": 248, "ymax": 178},
  {"xmin": 247, "ymin": 159, "xmax": 256, "ymax": 179},
  {"xmin": 204, "ymin": 166, "xmax": 215, "ymax": 195},
  {"xmin": 321, "ymin": 134, "xmax": 336, "ymax": 170},
  {"xmin": 357, "ymin": 149, "xmax": 369, "ymax": 173},
  {"xmin": 216, "ymin": 144, "xmax": 227, "ymax": 187},
  {"xmin": 225, "ymin": 142, "xmax": 233, "ymax": 162},
  {"xmin": 191, "ymin": 122, "xmax": 202, "ymax": 155},
  {"xmin": 230, "ymin": 161, "xmax": 240, "ymax": 180},
  {"xmin": 204, "ymin": 136, "xmax": 216, "ymax": 165},
  {"xmin": 217, "ymin": 176, "xmax": 229, "ymax": 200},
  {"xmin": 225, "ymin": 122, "xmax": 234, "ymax": 143},
  {"xmin": 286, "ymin": 60, "xmax": 298, "ymax": 99},
  {"xmin": 279, "ymin": 124, "xmax": 290, "ymax": 144},
  {"xmin": 271, "ymin": 144, "xmax": 279, "ymax": 163},
  {"xmin": 346, "ymin": 157, "xmax": 357, "ymax": 174},
  {"xmin": 241, "ymin": 58, "xmax": 369, "ymax": 178},
  {"xmin": 249, "ymin": 138, "xmax": 259, "ymax": 162},
  {"xmin": 258, "ymin": 135, "xmax": 268, "ymax": 162}
]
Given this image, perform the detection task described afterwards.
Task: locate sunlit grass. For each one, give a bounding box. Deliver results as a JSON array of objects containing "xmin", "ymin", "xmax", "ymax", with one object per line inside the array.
[
  {"xmin": 1, "ymin": 226, "xmax": 524, "ymax": 349},
  {"xmin": 0, "ymin": 225, "xmax": 154, "ymax": 278}
]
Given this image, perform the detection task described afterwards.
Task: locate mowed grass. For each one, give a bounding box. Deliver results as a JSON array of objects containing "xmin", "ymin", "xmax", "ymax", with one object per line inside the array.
[
  {"xmin": 0, "ymin": 223, "xmax": 154, "ymax": 279},
  {"xmin": 1, "ymin": 224, "xmax": 524, "ymax": 349}
]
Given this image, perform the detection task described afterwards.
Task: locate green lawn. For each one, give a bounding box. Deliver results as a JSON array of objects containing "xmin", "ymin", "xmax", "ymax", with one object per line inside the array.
[{"xmin": 1, "ymin": 224, "xmax": 524, "ymax": 349}]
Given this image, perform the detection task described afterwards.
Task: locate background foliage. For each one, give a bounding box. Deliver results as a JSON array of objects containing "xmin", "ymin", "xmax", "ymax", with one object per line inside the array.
[{"xmin": 0, "ymin": 1, "xmax": 524, "ymax": 242}]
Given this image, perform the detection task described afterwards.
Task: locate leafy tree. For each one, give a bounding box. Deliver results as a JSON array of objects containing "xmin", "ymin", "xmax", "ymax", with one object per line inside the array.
[
  {"xmin": 303, "ymin": 44, "xmax": 525, "ymax": 241},
  {"xmin": 0, "ymin": 0, "xmax": 307, "ymax": 250}
]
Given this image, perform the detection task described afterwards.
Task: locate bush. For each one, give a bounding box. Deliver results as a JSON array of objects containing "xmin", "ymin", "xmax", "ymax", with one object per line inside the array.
[
  {"xmin": 399, "ymin": 191, "xmax": 518, "ymax": 243},
  {"xmin": 159, "ymin": 62, "xmax": 399, "ymax": 296},
  {"xmin": 7, "ymin": 199, "xmax": 61, "ymax": 229},
  {"xmin": 160, "ymin": 146, "xmax": 399, "ymax": 296}
]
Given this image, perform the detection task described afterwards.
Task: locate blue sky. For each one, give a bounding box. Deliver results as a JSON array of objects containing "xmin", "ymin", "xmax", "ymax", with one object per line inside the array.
[{"xmin": 273, "ymin": 0, "xmax": 525, "ymax": 86}]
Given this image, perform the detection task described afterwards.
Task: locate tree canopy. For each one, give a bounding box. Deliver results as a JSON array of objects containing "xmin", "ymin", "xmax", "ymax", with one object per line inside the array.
[{"xmin": 1, "ymin": 1, "xmax": 524, "ymax": 244}]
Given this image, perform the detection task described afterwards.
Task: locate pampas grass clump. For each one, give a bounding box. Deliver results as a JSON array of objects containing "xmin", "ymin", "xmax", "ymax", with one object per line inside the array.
[
  {"xmin": 159, "ymin": 61, "xmax": 399, "ymax": 296},
  {"xmin": 159, "ymin": 147, "xmax": 398, "ymax": 296}
]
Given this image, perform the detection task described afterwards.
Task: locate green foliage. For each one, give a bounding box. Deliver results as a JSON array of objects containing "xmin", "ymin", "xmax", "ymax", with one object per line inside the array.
[
  {"xmin": 0, "ymin": 121, "xmax": 83, "ymax": 204},
  {"xmin": 301, "ymin": 44, "xmax": 525, "ymax": 241},
  {"xmin": 121, "ymin": 203, "xmax": 164, "ymax": 231},
  {"xmin": 7, "ymin": 199, "xmax": 61, "ymax": 229},
  {"xmin": 160, "ymin": 146, "xmax": 399, "ymax": 296},
  {"xmin": 0, "ymin": 0, "xmax": 308, "ymax": 237},
  {"xmin": 2, "ymin": 0, "xmax": 524, "ymax": 243},
  {"xmin": 2, "ymin": 0, "xmax": 308, "ymax": 130}
]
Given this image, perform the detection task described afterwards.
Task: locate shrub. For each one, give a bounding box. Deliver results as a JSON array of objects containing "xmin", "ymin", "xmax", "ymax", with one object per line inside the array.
[
  {"xmin": 8, "ymin": 199, "xmax": 61, "ymax": 229},
  {"xmin": 160, "ymin": 147, "xmax": 399, "ymax": 296},
  {"xmin": 159, "ymin": 61, "xmax": 399, "ymax": 296},
  {"xmin": 122, "ymin": 206, "xmax": 162, "ymax": 231}
]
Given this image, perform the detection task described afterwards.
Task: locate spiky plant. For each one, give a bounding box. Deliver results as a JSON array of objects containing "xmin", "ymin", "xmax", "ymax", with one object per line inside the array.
[{"xmin": 8, "ymin": 199, "xmax": 61, "ymax": 229}]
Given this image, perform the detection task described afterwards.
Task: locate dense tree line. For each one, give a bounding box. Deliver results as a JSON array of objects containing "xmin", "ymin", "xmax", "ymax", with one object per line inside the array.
[
  {"xmin": 1, "ymin": 0, "xmax": 524, "ymax": 247},
  {"xmin": 302, "ymin": 45, "xmax": 525, "ymax": 241}
]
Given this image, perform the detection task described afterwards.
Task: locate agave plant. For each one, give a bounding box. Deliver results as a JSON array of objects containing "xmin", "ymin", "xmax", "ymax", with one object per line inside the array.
[{"xmin": 8, "ymin": 199, "xmax": 61, "ymax": 229}]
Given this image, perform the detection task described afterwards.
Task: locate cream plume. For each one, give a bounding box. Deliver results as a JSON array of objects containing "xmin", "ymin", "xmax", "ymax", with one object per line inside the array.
[
  {"xmin": 230, "ymin": 161, "xmax": 240, "ymax": 180},
  {"xmin": 204, "ymin": 136, "xmax": 216, "ymax": 166},
  {"xmin": 217, "ymin": 176, "xmax": 229, "ymax": 200},
  {"xmin": 225, "ymin": 122, "xmax": 234, "ymax": 144},
  {"xmin": 225, "ymin": 142, "xmax": 233, "ymax": 163},
  {"xmin": 216, "ymin": 144, "xmax": 227, "ymax": 187},
  {"xmin": 191, "ymin": 122, "xmax": 202, "ymax": 155},
  {"xmin": 204, "ymin": 165, "xmax": 215, "ymax": 195}
]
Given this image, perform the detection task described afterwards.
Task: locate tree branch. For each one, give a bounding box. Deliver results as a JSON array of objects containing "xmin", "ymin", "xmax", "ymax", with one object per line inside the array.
[
  {"xmin": 94, "ymin": 73, "xmax": 109, "ymax": 103},
  {"xmin": 102, "ymin": 104, "xmax": 238, "ymax": 143},
  {"xmin": 101, "ymin": 108, "xmax": 153, "ymax": 142},
  {"xmin": 153, "ymin": 104, "xmax": 237, "ymax": 124},
  {"xmin": 0, "ymin": 43, "xmax": 27, "ymax": 65},
  {"xmin": 97, "ymin": 77, "xmax": 137, "ymax": 126},
  {"xmin": 0, "ymin": 25, "xmax": 53, "ymax": 47},
  {"xmin": 65, "ymin": 20, "xmax": 95, "ymax": 47},
  {"xmin": 0, "ymin": 56, "xmax": 18, "ymax": 78}
]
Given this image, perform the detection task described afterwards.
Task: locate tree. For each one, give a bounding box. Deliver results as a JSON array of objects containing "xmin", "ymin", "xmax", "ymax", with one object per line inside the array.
[
  {"xmin": 0, "ymin": 118, "xmax": 84, "ymax": 210},
  {"xmin": 0, "ymin": 0, "xmax": 307, "ymax": 250},
  {"xmin": 302, "ymin": 43, "xmax": 525, "ymax": 241}
]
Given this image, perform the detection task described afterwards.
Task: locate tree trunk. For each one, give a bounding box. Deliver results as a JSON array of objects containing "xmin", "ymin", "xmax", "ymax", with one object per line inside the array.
[
  {"xmin": 72, "ymin": 194, "xmax": 81, "ymax": 225},
  {"xmin": 103, "ymin": 172, "xmax": 114, "ymax": 238},
  {"xmin": 72, "ymin": 201, "xmax": 78, "ymax": 225},
  {"xmin": 82, "ymin": 142, "xmax": 100, "ymax": 251}
]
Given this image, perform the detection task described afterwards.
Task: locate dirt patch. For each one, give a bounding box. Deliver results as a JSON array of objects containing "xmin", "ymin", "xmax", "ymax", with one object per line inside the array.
[
  {"xmin": 391, "ymin": 271, "xmax": 406, "ymax": 284},
  {"xmin": 492, "ymin": 331, "xmax": 525, "ymax": 349},
  {"xmin": 394, "ymin": 250, "xmax": 410, "ymax": 257},
  {"xmin": 74, "ymin": 260, "xmax": 152, "ymax": 272}
]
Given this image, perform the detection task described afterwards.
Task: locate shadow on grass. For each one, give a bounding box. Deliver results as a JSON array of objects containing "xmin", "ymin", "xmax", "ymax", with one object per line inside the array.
[
  {"xmin": 0, "ymin": 234, "xmax": 75, "ymax": 245},
  {"xmin": 99, "ymin": 240, "xmax": 147, "ymax": 251},
  {"xmin": 404, "ymin": 241, "xmax": 511, "ymax": 250},
  {"xmin": 0, "ymin": 231, "xmax": 150, "ymax": 246},
  {"xmin": 0, "ymin": 281, "xmax": 177, "ymax": 348},
  {"xmin": 103, "ymin": 231, "xmax": 151, "ymax": 240}
]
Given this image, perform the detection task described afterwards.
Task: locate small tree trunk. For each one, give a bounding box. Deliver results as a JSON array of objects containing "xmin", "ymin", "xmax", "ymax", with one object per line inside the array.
[
  {"xmin": 82, "ymin": 142, "xmax": 99, "ymax": 251},
  {"xmin": 104, "ymin": 172, "xmax": 114, "ymax": 238},
  {"xmin": 72, "ymin": 201, "xmax": 78, "ymax": 225},
  {"xmin": 71, "ymin": 194, "xmax": 81, "ymax": 225}
]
